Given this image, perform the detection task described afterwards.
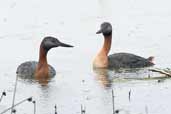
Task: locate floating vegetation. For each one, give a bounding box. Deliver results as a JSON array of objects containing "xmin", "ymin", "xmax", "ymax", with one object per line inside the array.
[
  {"xmin": 32, "ymin": 100, "xmax": 36, "ymax": 114},
  {"xmin": 128, "ymin": 89, "xmax": 131, "ymax": 102},
  {"xmin": 54, "ymin": 105, "xmax": 57, "ymax": 114},
  {"xmin": 0, "ymin": 91, "xmax": 6, "ymax": 103},
  {"xmin": 0, "ymin": 97, "xmax": 33, "ymax": 114},
  {"xmin": 81, "ymin": 104, "xmax": 86, "ymax": 114},
  {"xmin": 10, "ymin": 75, "xmax": 19, "ymax": 114},
  {"xmin": 149, "ymin": 68, "xmax": 171, "ymax": 77},
  {"xmin": 112, "ymin": 89, "xmax": 115, "ymax": 114}
]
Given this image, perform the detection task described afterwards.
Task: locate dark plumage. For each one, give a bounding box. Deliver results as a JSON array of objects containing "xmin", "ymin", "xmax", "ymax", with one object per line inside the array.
[{"xmin": 108, "ymin": 53, "xmax": 154, "ymax": 69}]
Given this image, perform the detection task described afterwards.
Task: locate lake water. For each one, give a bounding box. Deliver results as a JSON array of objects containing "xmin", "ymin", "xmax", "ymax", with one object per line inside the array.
[{"xmin": 0, "ymin": 0, "xmax": 171, "ymax": 114}]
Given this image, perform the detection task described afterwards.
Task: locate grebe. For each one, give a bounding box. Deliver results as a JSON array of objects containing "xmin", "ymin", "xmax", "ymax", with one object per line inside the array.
[
  {"xmin": 93, "ymin": 22, "xmax": 154, "ymax": 69},
  {"xmin": 16, "ymin": 36, "xmax": 73, "ymax": 78}
]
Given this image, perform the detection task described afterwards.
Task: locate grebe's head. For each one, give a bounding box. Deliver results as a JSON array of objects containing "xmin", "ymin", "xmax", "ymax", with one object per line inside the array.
[
  {"xmin": 41, "ymin": 36, "xmax": 73, "ymax": 51},
  {"xmin": 96, "ymin": 22, "xmax": 112, "ymax": 37}
]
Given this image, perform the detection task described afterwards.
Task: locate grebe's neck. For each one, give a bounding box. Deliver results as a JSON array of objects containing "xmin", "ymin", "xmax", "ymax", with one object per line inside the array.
[
  {"xmin": 35, "ymin": 45, "xmax": 49, "ymax": 78},
  {"xmin": 38, "ymin": 46, "xmax": 48, "ymax": 67},
  {"xmin": 99, "ymin": 35, "xmax": 112, "ymax": 56},
  {"xmin": 93, "ymin": 34, "xmax": 112, "ymax": 68}
]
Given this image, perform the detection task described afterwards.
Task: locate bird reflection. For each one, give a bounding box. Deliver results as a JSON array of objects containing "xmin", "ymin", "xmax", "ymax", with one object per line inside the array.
[
  {"xmin": 35, "ymin": 76, "xmax": 51, "ymax": 86},
  {"xmin": 93, "ymin": 68, "xmax": 112, "ymax": 88},
  {"xmin": 18, "ymin": 74, "xmax": 51, "ymax": 86}
]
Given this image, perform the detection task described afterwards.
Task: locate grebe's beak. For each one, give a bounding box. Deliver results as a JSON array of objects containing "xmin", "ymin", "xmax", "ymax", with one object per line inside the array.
[
  {"xmin": 96, "ymin": 29, "xmax": 102, "ymax": 34},
  {"xmin": 59, "ymin": 42, "xmax": 74, "ymax": 48}
]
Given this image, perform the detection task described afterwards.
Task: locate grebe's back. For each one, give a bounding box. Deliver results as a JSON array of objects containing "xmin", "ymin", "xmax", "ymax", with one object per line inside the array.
[{"xmin": 108, "ymin": 53, "xmax": 154, "ymax": 69}]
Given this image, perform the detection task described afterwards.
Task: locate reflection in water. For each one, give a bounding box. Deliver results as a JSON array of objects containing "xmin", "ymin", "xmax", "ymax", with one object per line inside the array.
[
  {"xmin": 35, "ymin": 76, "xmax": 51, "ymax": 86},
  {"xmin": 111, "ymin": 68, "xmax": 163, "ymax": 80},
  {"xmin": 18, "ymin": 74, "xmax": 52, "ymax": 86},
  {"xmin": 93, "ymin": 68, "xmax": 113, "ymax": 88},
  {"xmin": 93, "ymin": 67, "xmax": 149, "ymax": 88},
  {"xmin": 93, "ymin": 67, "xmax": 165, "ymax": 88},
  {"xmin": 17, "ymin": 74, "xmax": 53, "ymax": 113},
  {"xmin": 111, "ymin": 68, "xmax": 151, "ymax": 79}
]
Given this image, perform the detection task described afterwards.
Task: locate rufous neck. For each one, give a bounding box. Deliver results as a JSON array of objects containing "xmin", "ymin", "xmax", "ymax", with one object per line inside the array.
[
  {"xmin": 99, "ymin": 35, "xmax": 112, "ymax": 55},
  {"xmin": 38, "ymin": 45, "xmax": 48, "ymax": 66}
]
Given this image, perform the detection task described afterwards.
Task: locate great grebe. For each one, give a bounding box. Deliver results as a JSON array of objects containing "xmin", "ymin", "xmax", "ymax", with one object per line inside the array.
[
  {"xmin": 93, "ymin": 22, "xmax": 154, "ymax": 69},
  {"xmin": 16, "ymin": 36, "xmax": 73, "ymax": 78}
]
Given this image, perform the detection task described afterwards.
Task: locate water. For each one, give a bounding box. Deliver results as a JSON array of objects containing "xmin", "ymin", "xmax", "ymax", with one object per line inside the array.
[{"xmin": 0, "ymin": 0, "xmax": 171, "ymax": 114}]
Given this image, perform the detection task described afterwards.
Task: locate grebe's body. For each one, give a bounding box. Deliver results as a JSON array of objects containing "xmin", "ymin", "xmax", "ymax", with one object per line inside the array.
[
  {"xmin": 16, "ymin": 36, "xmax": 73, "ymax": 78},
  {"xmin": 16, "ymin": 61, "xmax": 56, "ymax": 78},
  {"xmin": 93, "ymin": 22, "xmax": 154, "ymax": 69}
]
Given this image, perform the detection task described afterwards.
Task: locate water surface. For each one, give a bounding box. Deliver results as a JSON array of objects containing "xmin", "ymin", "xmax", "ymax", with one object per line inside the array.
[{"xmin": 0, "ymin": 0, "xmax": 171, "ymax": 114}]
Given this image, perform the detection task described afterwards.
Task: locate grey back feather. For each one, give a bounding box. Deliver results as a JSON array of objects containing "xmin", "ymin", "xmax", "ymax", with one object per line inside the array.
[{"xmin": 108, "ymin": 53, "xmax": 153, "ymax": 69}]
